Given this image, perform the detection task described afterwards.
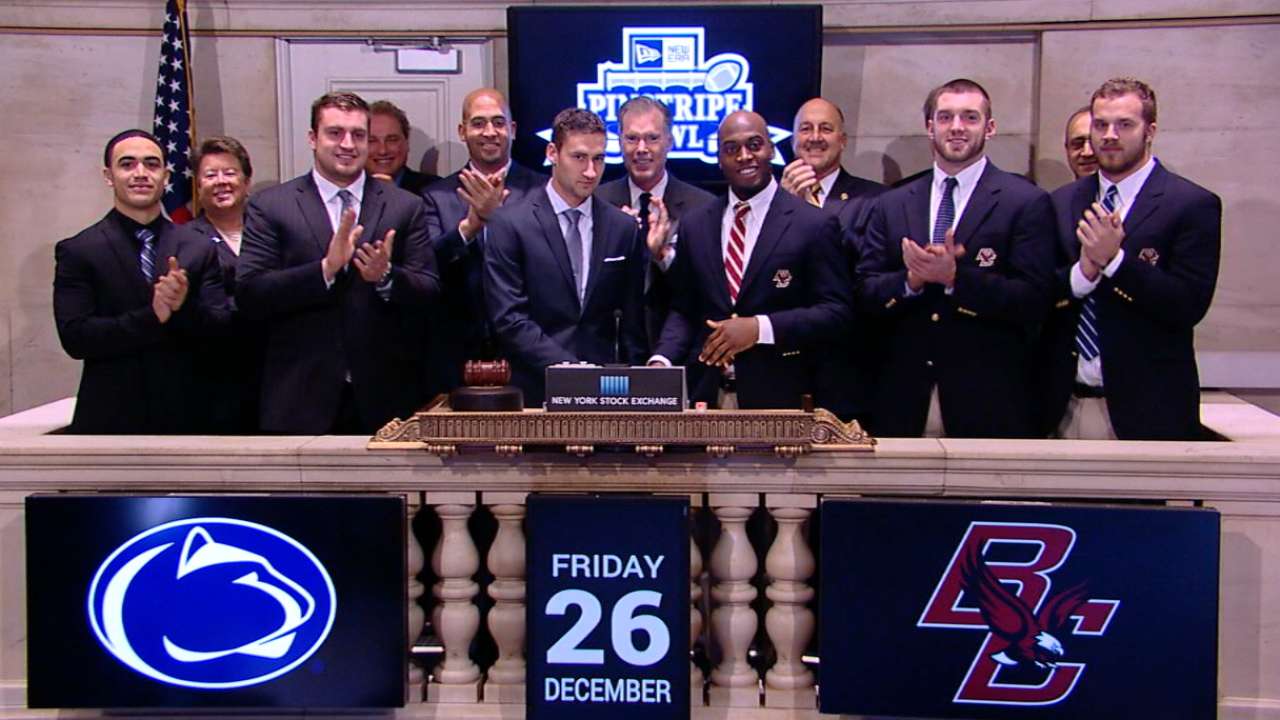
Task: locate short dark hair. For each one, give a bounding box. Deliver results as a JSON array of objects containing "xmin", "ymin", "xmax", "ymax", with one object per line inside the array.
[
  {"xmin": 551, "ymin": 107, "xmax": 606, "ymax": 148},
  {"xmin": 1091, "ymin": 77, "xmax": 1157, "ymax": 124},
  {"xmin": 195, "ymin": 135, "xmax": 253, "ymax": 180},
  {"xmin": 617, "ymin": 96, "xmax": 673, "ymax": 137},
  {"xmin": 923, "ymin": 78, "xmax": 993, "ymax": 122},
  {"xmin": 310, "ymin": 91, "xmax": 370, "ymax": 132},
  {"xmin": 369, "ymin": 99, "xmax": 411, "ymax": 138},
  {"xmin": 103, "ymin": 129, "xmax": 162, "ymax": 167},
  {"xmin": 1064, "ymin": 105, "xmax": 1091, "ymax": 145}
]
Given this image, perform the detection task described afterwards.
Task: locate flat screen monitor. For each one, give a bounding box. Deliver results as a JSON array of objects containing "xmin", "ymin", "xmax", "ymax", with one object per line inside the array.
[
  {"xmin": 508, "ymin": 4, "xmax": 823, "ymax": 189},
  {"xmin": 25, "ymin": 494, "xmax": 406, "ymax": 709}
]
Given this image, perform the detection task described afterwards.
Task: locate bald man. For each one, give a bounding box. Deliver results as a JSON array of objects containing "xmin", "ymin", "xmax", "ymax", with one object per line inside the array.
[
  {"xmin": 649, "ymin": 111, "xmax": 852, "ymax": 410},
  {"xmin": 1063, "ymin": 106, "xmax": 1098, "ymax": 181},
  {"xmin": 421, "ymin": 88, "xmax": 547, "ymax": 393}
]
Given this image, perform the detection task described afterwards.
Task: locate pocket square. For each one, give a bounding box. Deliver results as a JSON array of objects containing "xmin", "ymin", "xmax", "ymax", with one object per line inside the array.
[{"xmin": 603, "ymin": 255, "xmax": 626, "ymax": 263}]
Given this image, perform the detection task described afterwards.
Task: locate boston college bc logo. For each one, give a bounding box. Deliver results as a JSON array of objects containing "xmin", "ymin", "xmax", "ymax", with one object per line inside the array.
[{"xmin": 917, "ymin": 522, "xmax": 1120, "ymax": 706}]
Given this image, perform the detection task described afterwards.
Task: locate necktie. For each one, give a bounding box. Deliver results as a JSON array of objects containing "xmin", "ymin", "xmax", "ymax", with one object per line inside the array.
[
  {"xmin": 337, "ymin": 189, "xmax": 356, "ymax": 232},
  {"xmin": 638, "ymin": 192, "xmax": 652, "ymax": 241},
  {"xmin": 1075, "ymin": 185, "xmax": 1120, "ymax": 362},
  {"xmin": 563, "ymin": 208, "xmax": 585, "ymax": 303},
  {"xmin": 725, "ymin": 201, "xmax": 750, "ymax": 304},
  {"xmin": 807, "ymin": 184, "xmax": 822, "ymax": 208},
  {"xmin": 137, "ymin": 227, "xmax": 156, "ymax": 283},
  {"xmin": 932, "ymin": 176, "xmax": 958, "ymax": 245}
]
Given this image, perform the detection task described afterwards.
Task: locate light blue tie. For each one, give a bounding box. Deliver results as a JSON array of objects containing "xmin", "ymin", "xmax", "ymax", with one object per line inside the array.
[
  {"xmin": 932, "ymin": 176, "xmax": 958, "ymax": 245},
  {"xmin": 137, "ymin": 227, "xmax": 156, "ymax": 283},
  {"xmin": 1075, "ymin": 185, "xmax": 1120, "ymax": 361},
  {"xmin": 563, "ymin": 208, "xmax": 585, "ymax": 303}
]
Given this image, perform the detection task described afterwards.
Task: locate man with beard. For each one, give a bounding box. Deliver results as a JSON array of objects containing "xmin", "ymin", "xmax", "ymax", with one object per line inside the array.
[
  {"xmin": 780, "ymin": 97, "xmax": 887, "ymax": 422},
  {"xmin": 1040, "ymin": 78, "xmax": 1220, "ymax": 440},
  {"xmin": 367, "ymin": 100, "xmax": 439, "ymax": 194},
  {"xmin": 484, "ymin": 108, "xmax": 647, "ymax": 407},
  {"xmin": 597, "ymin": 96, "xmax": 713, "ymax": 350},
  {"xmin": 648, "ymin": 111, "xmax": 852, "ymax": 410},
  {"xmin": 54, "ymin": 129, "xmax": 230, "ymax": 434},
  {"xmin": 856, "ymin": 78, "xmax": 1054, "ymax": 437},
  {"xmin": 1063, "ymin": 106, "xmax": 1098, "ymax": 180},
  {"xmin": 237, "ymin": 91, "xmax": 440, "ymax": 434},
  {"xmin": 421, "ymin": 88, "xmax": 546, "ymax": 393}
]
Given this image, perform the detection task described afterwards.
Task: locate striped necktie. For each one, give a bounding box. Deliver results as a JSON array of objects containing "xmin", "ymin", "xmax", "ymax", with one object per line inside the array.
[
  {"xmin": 807, "ymin": 184, "xmax": 822, "ymax": 208},
  {"xmin": 137, "ymin": 227, "xmax": 157, "ymax": 283},
  {"xmin": 1075, "ymin": 184, "xmax": 1120, "ymax": 362},
  {"xmin": 932, "ymin": 176, "xmax": 958, "ymax": 245},
  {"xmin": 725, "ymin": 201, "xmax": 750, "ymax": 304}
]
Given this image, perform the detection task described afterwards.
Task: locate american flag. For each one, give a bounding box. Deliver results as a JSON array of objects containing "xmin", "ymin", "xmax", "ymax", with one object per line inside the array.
[{"xmin": 152, "ymin": 0, "xmax": 195, "ymax": 223}]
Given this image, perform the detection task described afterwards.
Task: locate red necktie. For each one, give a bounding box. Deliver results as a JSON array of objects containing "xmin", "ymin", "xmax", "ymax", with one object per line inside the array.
[{"xmin": 725, "ymin": 201, "xmax": 750, "ymax": 303}]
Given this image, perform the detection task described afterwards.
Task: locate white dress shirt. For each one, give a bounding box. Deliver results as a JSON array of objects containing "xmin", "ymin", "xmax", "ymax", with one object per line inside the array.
[
  {"xmin": 1070, "ymin": 156, "xmax": 1158, "ymax": 386},
  {"xmin": 720, "ymin": 177, "xmax": 778, "ymax": 345},
  {"xmin": 813, "ymin": 168, "xmax": 840, "ymax": 208},
  {"xmin": 903, "ymin": 157, "xmax": 987, "ymax": 297}
]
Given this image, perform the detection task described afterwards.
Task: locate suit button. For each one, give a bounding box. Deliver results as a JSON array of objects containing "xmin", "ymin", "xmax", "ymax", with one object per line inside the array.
[{"xmin": 930, "ymin": 312, "xmax": 940, "ymax": 322}]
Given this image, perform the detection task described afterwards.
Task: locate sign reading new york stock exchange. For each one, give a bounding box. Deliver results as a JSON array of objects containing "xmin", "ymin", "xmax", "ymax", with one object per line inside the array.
[{"xmin": 527, "ymin": 495, "xmax": 689, "ymax": 719}]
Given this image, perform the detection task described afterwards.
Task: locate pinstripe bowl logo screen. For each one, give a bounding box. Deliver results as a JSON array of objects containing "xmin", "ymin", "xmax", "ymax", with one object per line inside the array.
[
  {"xmin": 536, "ymin": 26, "xmax": 791, "ymax": 166},
  {"xmin": 818, "ymin": 500, "xmax": 1219, "ymax": 720}
]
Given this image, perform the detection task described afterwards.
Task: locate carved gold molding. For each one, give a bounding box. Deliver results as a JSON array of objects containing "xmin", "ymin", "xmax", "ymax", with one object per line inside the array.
[{"xmin": 370, "ymin": 403, "xmax": 874, "ymax": 457}]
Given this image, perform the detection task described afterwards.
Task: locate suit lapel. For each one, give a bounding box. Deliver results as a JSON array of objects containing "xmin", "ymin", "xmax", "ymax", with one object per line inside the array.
[
  {"xmin": 582, "ymin": 201, "xmax": 615, "ymax": 311},
  {"xmin": 697, "ymin": 196, "xmax": 732, "ymax": 309},
  {"xmin": 904, "ymin": 175, "xmax": 931, "ymax": 247},
  {"xmin": 104, "ymin": 216, "xmax": 152, "ymax": 304},
  {"xmin": 1121, "ymin": 162, "xmax": 1166, "ymax": 237},
  {"xmin": 358, "ymin": 179, "xmax": 387, "ymax": 247},
  {"xmin": 952, "ymin": 163, "xmax": 1000, "ymax": 246},
  {"xmin": 532, "ymin": 189, "xmax": 581, "ymax": 313},
  {"xmin": 296, "ymin": 175, "xmax": 335, "ymax": 257},
  {"xmin": 738, "ymin": 192, "xmax": 792, "ymax": 302},
  {"xmin": 1068, "ymin": 176, "xmax": 1099, "ymax": 261},
  {"xmin": 822, "ymin": 170, "xmax": 853, "ymax": 217}
]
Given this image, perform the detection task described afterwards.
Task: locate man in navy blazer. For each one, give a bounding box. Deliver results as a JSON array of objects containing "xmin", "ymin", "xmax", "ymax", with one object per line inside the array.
[
  {"xmin": 649, "ymin": 111, "xmax": 852, "ymax": 410},
  {"xmin": 595, "ymin": 96, "xmax": 714, "ymax": 351},
  {"xmin": 421, "ymin": 88, "xmax": 546, "ymax": 393},
  {"xmin": 483, "ymin": 108, "xmax": 647, "ymax": 407},
  {"xmin": 237, "ymin": 91, "xmax": 440, "ymax": 434},
  {"xmin": 856, "ymin": 79, "xmax": 1054, "ymax": 438},
  {"xmin": 1038, "ymin": 78, "xmax": 1220, "ymax": 440},
  {"xmin": 54, "ymin": 130, "xmax": 230, "ymax": 434}
]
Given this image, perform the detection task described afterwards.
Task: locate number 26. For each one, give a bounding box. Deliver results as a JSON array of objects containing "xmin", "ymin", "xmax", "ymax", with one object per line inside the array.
[{"xmin": 545, "ymin": 589, "xmax": 670, "ymax": 667}]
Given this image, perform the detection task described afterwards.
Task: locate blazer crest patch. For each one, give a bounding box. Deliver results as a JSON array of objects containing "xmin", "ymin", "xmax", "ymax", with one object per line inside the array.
[
  {"xmin": 772, "ymin": 269, "xmax": 793, "ymax": 289},
  {"xmin": 975, "ymin": 247, "xmax": 998, "ymax": 268},
  {"xmin": 1138, "ymin": 247, "xmax": 1160, "ymax": 265}
]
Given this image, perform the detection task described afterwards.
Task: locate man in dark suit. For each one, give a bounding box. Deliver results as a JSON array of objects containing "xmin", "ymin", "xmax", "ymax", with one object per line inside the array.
[
  {"xmin": 421, "ymin": 88, "xmax": 546, "ymax": 393},
  {"xmin": 484, "ymin": 107, "xmax": 647, "ymax": 407},
  {"xmin": 649, "ymin": 111, "xmax": 852, "ymax": 410},
  {"xmin": 780, "ymin": 97, "xmax": 888, "ymax": 422},
  {"xmin": 856, "ymin": 78, "xmax": 1054, "ymax": 438},
  {"xmin": 54, "ymin": 129, "xmax": 230, "ymax": 434},
  {"xmin": 367, "ymin": 99, "xmax": 439, "ymax": 194},
  {"xmin": 237, "ymin": 91, "xmax": 440, "ymax": 434},
  {"xmin": 596, "ymin": 96, "xmax": 713, "ymax": 350},
  {"xmin": 1039, "ymin": 78, "xmax": 1220, "ymax": 440},
  {"xmin": 1062, "ymin": 105, "xmax": 1099, "ymax": 181}
]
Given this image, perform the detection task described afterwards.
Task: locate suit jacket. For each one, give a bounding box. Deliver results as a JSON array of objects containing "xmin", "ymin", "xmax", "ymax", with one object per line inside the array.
[
  {"xmin": 1038, "ymin": 163, "xmax": 1221, "ymax": 440},
  {"xmin": 483, "ymin": 187, "xmax": 647, "ymax": 406},
  {"xmin": 397, "ymin": 167, "xmax": 440, "ymax": 196},
  {"xmin": 236, "ymin": 173, "xmax": 440, "ymax": 434},
  {"xmin": 53, "ymin": 210, "xmax": 230, "ymax": 434},
  {"xmin": 856, "ymin": 161, "xmax": 1055, "ymax": 438},
  {"xmin": 188, "ymin": 215, "xmax": 265, "ymax": 433},
  {"xmin": 655, "ymin": 188, "xmax": 853, "ymax": 409},
  {"xmin": 813, "ymin": 169, "xmax": 888, "ymax": 423},
  {"xmin": 596, "ymin": 172, "xmax": 714, "ymax": 351},
  {"xmin": 421, "ymin": 162, "xmax": 546, "ymax": 394}
]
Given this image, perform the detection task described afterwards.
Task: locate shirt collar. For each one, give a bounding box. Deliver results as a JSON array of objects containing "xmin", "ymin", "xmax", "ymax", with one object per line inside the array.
[
  {"xmin": 728, "ymin": 176, "xmax": 778, "ymax": 215},
  {"xmin": 816, "ymin": 168, "xmax": 840, "ymax": 200},
  {"xmin": 1099, "ymin": 156, "xmax": 1157, "ymax": 206},
  {"xmin": 932, "ymin": 156, "xmax": 987, "ymax": 192},
  {"xmin": 468, "ymin": 158, "xmax": 513, "ymax": 178},
  {"xmin": 312, "ymin": 168, "xmax": 366, "ymax": 205},
  {"xmin": 546, "ymin": 179, "xmax": 593, "ymax": 218},
  {"xmin": 628, "ymin": 170, "xmax": 669, "ymax": 206},
  {"xmin": 109, "ymin": 208, "xmax": 165, "ymax": 237}
]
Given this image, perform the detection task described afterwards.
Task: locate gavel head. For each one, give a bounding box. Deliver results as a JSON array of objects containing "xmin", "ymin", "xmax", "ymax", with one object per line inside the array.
[{"xmin": 463, "ymin": 359, "xmax": 511, "ymax": 387}]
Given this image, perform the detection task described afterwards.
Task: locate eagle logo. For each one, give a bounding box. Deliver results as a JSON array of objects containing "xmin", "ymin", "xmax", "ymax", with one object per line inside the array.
[{"xmin": 960, "ymin": 540, "xmax": 1089, "ymax": 670}]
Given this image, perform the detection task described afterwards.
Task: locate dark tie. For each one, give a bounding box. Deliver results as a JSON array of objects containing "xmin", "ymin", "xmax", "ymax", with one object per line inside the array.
[
  {"xmin": 563, "ymin": 208, "xmax": 585, "ymax": 303},
  {"xmin": 932, "ymin": 176, "xmax": 958, "ymax": 245},
  {"xmin": 137, "ymin": 227, "xmax": 157, "ymax": 283},
  {"xmin": 337, "ymin": 189, "xmax": 356, "ymax": 234},
  {"xmin": 638, "ymin": 192, "xmax": 652, "ymax": 241},
  {"xmin": 1075, "ymin": 185, "xmax": 1120, "ymax": 362}
]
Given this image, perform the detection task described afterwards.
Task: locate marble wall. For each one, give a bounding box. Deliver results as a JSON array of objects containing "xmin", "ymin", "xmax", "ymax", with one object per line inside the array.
[{"xmin": 1, "ymin": 1, "xmax": 1276, "ymax": 414}]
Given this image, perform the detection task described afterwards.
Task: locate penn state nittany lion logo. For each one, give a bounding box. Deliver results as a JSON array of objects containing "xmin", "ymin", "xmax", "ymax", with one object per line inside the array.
[{"xmin": 87, "ymin": 518, "xmax": 336, "ymax": 689}]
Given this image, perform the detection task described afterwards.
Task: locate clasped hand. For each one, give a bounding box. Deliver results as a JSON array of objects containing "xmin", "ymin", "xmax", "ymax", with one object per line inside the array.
[{"xmin": 903, "ymin": 229, "xmax": 966, "ymax": 291}]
